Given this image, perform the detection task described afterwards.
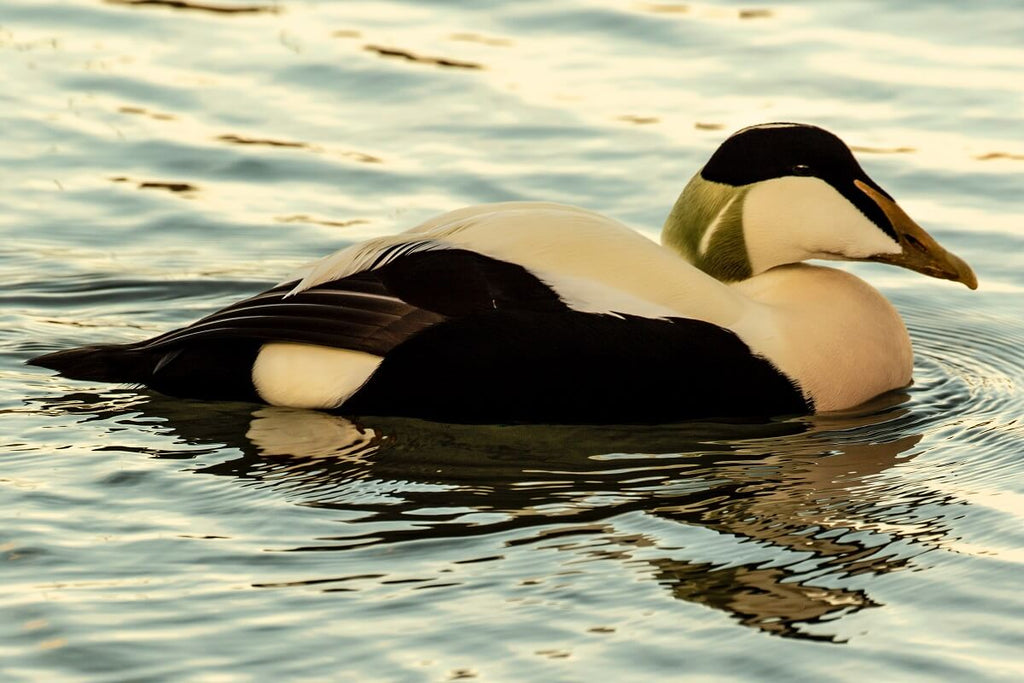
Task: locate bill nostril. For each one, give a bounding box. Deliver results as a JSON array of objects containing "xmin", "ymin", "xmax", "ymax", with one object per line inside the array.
[{"xmin": 904, "ymin": 233, "xmax": 926, "ymax": 252}]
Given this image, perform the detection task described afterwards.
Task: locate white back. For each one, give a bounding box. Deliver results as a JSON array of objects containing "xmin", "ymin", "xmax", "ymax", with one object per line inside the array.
[{"xmin": 293, "ymin": 201, "xmax": 750, "ymax": 329}]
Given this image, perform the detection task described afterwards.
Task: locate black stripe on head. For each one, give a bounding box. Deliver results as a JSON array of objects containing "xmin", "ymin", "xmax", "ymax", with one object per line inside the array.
[{"xmin": 700, "ymin": 123, "xmax": 898, "ymax": 240}]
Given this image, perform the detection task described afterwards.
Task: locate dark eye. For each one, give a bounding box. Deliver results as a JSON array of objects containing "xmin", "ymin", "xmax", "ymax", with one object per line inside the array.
[{"xmin": 791, "ymin": 164, "xmax": 813, "ymax": 176}]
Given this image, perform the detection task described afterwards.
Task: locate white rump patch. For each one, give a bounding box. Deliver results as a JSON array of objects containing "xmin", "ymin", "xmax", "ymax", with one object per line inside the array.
[{"xmin": 252, "ymin": 343, "xmax": 382, "ymax": 410}]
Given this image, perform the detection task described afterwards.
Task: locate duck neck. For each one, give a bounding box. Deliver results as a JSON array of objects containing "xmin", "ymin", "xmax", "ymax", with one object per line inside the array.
[{"xmin": 661, "ymin": 176, "xmax": 753, "ymax": 283}]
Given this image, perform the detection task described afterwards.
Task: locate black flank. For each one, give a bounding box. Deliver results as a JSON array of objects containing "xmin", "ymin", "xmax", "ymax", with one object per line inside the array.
[{"xmin": 345, "ymin": 310, "xmax": 810, "ymax": 424}]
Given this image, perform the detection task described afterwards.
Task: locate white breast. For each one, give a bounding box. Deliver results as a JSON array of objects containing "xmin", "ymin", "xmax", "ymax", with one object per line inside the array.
[{"xmin": 731, "ymin": 264, "xmax": 913, "ymax": 411}]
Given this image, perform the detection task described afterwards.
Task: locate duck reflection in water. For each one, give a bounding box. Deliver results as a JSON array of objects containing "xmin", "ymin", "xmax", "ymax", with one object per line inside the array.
[{"xmin": 38, "ymin": 389, "xmax": 946, "ymax": 642}]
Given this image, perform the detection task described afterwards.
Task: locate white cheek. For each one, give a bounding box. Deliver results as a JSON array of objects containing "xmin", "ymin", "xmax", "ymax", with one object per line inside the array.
[{"xmin": 743, "ymin": 177, "xmax": 900, "ymax": 273}]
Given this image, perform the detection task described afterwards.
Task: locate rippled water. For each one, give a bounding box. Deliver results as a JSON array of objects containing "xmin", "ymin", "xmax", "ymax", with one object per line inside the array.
[{"xmin": 3, "ymin": 1, "xmax": 1023, "ymax": 679}]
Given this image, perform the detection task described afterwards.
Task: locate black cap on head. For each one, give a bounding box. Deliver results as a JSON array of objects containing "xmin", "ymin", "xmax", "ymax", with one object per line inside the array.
[{"xmin": 700, "ymin": 123, "xmax": 896, "ymax": 239}]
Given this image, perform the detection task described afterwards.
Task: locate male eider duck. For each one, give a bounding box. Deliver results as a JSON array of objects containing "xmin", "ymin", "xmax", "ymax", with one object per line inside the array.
[{"xmin": 30, "ymin": 123, "xmax": 977, "ymax": 423}]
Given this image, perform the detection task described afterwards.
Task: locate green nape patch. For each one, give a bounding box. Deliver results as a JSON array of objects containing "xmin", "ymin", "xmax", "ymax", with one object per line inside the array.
[{"xmin": 662, "ymin": 177, "xmax": 752, "ymax": 282}]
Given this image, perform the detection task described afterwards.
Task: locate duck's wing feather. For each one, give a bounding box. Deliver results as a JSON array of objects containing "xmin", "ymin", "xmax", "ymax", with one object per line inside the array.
[
  {"xmin": 137, "ymin": 247, "xmax": 567, "ymax": 356},
  {"xmin": 137, "ymin": 272, "xmax": 441, "ymax": 358},
  {"xmin": 27, "ymin": 249, "xmax": 572, "ymax": 401}
]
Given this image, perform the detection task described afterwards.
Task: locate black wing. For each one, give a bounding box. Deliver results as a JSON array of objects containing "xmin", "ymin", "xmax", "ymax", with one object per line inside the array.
[
  {"xmin": 29, "ymin": 249, "xmax": 570, "ymax": 400},
  {"xmin": 136, "ymin": 247, "xmax": 567, "ymax": 355}
]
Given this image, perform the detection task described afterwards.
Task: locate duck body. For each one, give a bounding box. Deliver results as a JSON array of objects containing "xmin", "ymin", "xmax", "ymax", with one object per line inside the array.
[
  {"xmin": 30, "ymin": 124, "xmax": 976, "ymax": 423},
  {"xmin": 28, "ymin": 202, "xmax": 896, "ymax": 422}
]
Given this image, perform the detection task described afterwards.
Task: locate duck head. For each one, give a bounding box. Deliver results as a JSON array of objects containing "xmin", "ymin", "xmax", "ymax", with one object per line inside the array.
[{"xmin": 662, "ymin": 123, "xmax": 977, "ymax": 289}]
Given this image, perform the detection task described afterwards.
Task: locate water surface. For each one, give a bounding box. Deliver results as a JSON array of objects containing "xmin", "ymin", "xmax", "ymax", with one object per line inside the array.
[{"xmin": 2, "ymin": 1, "xmax": 1023, "ymax": 680}]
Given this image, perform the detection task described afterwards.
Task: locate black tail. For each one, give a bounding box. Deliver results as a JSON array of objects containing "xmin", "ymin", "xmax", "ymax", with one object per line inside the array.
[
  {"xmin": 28, "ymin": 340, "xmax": 263, "ymax": 402},
  {"xmin": 28, "ymin": 343, "xmax": 157, "ymax": 385}
]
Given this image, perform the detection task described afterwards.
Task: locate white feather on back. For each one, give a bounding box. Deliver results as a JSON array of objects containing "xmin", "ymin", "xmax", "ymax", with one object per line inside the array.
[{"xmin": 289, "ymin": 201, "xmax": 749, "ymax": 329}]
